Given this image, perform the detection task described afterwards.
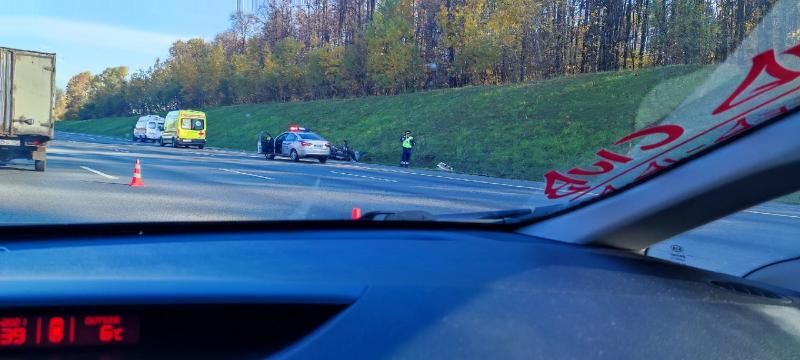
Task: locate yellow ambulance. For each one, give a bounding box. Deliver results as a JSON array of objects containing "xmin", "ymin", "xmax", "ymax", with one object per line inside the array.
[{"xmin": 159, "ymin": 110, "xmax": 206, "ymax": 149}]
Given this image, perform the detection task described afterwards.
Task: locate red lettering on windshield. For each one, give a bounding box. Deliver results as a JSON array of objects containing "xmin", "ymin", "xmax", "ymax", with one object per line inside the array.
[
  {"xmin": 614, "ymin": 125, "xmax": 685, "ymax": 151},
  {"xmin": 755, "ymin": 105, "xmax": 789, "ymax": 122},
  {"xmin": 544, "ymin": 42, "xmax": 800, "ymax": 204},
  {"xmin": 543, "ymin": 171, "xmax": 590, "ymax": 199},
  {"xmin": 547, "ymin": 125, "xmax": 683, "ymax": 199},
  {"xmin": 596, "ymin": 149, "xmax": 633, "ymax": 163},
  {"xmin": 713, "ymin": 45, "xmax": 800, "ymax": 115},
  {"xmin": 567, "ymin": 161, "xmax": 613, "ymax": 176},
  {"xmin": 566, "ymin": 149, "xmax": 632, "ymax": 176},
  {"xmin": 714, "ymin": 117, "xmax": 752, "ymax": 143},
  {"xmin": 635, "ymin": 159, "xmax": 675, "ymax": 181}
]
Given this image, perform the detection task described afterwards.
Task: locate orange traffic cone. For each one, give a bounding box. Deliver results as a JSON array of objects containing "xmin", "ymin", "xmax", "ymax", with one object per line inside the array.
[
  {"xmin": 129, "ymin": 159, "xmax": 144, "ymax": 187},
  {"xmin": 351, "ymin": 207, "xmax": 362, "ymax": 220}
]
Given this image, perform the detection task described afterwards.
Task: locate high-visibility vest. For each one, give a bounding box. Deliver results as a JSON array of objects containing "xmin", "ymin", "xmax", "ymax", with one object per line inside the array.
[{"xmin": 403, "ymin": 136, "xmax": 414, "ymax": 148}]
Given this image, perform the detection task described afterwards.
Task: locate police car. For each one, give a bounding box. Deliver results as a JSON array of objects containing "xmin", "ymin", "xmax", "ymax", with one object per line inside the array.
[{"xmin": 257, "ymin": 125, "xmax": 331, "ymax": 163}]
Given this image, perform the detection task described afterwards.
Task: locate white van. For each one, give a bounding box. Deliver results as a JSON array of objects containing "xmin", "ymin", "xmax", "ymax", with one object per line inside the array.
[{"xmin": 133, "ymin": 115, "xmax": 164, "ymax": 142}]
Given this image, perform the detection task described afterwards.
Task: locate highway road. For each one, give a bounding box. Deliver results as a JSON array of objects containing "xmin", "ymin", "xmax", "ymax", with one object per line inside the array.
[
  {"xmin": 1, "ymin": 131, "xmax": 799, "ymax": 277},
  {"xmin": 0, "ymin": 132, "xmax": 551, "ymax": 224}
]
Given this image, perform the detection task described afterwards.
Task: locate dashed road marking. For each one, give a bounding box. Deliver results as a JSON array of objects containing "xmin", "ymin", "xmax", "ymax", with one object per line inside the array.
[
  {"xmin": 79, "ymin": 166, "xmax": 118, "ymax": 179},
  {"xmin": 219, "ymin": 168, "xmax": 274, "ymax": 180},
  {"xmin": 330, "ymin": 171, "xmax": 398, "ymax": 183},
  {"xmin": 335, "ymin": 164, "xmax": 542, "ymax": 191}
]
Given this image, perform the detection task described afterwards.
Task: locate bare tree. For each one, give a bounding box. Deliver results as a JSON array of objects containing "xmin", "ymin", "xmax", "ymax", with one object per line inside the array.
[{"xmin": 230, "ymin": 10, "xmax": 258, "ymax": 53}]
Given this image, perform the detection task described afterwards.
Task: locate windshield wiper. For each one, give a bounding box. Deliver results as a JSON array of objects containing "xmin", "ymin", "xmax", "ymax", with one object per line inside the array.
[
  {"xmin": 360, "ymin": 205, "xmax": 566, "ymax": 223},
  {"xmin": 359, "ymin": 210, "xmax": 437, "ymax": 221}
]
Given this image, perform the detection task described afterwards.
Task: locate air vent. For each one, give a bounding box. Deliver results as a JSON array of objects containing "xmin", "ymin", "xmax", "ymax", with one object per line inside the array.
[{"xmin": 710, "ymin": 280, "xmax": 791, "ymax": 302}]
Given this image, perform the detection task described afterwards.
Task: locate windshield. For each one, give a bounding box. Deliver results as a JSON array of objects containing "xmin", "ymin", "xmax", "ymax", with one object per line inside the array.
[
  {"xmin": 298, "ymin": 133, "xmax": 323, "ymax": 140},
  {"xmin": 541, "ymin": 1, "xmax": 800, "ymax": 210},
  {"xmin": 3, "ymin": 0, "xmax": 797, "ymax": 226}
]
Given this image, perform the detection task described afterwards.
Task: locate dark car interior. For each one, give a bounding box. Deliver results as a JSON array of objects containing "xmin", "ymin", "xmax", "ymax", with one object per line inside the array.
[
  {"xmin": 259, "ymin": 132, "xmax": 275, "ymax": 154},
  {"xmin": 0, "ymin": 219, "xmax": 798, "ymax": 359}
]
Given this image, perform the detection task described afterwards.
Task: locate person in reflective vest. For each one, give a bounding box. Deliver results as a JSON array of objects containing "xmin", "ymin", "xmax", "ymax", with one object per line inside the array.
[{"xmin": 400, "ymin": 130, "xmax": 416, "ymax": 168}]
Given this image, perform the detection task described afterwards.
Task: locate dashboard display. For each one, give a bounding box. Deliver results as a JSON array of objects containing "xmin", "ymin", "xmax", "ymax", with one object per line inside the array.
[
  {"xmin": 0, "ymin": 303, "xmax": 346, "ymax": 354},
  {"xmin": 0, "ymin": 314, "xmax": 139, "ymax": 348}
]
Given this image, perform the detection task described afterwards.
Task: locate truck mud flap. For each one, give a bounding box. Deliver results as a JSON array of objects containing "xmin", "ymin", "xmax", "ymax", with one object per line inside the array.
[{"xmin": 31, "ymin": 146, "xmax": 46, "ymax": 161}]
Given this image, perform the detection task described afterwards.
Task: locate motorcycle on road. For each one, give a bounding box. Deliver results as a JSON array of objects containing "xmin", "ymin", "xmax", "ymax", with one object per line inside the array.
[{"xmin": 329, "ymin": 140, "xmax": 364, "ymax": 162}]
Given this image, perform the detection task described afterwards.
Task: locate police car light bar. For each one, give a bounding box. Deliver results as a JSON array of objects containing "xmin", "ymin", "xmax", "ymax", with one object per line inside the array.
[{"xmin": 288, "ymin": 125, "xmax": 310, "ymax": 132}]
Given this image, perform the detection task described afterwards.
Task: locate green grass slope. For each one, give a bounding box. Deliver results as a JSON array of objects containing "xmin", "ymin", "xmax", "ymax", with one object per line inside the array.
[{"xmin": 58, "ymin": 65, "xmax": 708, "ymax": 180}]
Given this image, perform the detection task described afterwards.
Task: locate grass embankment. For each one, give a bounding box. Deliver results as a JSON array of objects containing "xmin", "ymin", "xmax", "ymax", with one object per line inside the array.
[{"xmin": 58, "ymin": 65, "xmax": 709, "ymax": 180}]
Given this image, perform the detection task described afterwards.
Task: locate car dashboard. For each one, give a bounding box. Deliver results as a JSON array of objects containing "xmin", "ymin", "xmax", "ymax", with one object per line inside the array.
[{"xmin": 0, "ymin": 223, "xmax": 798, "ymax": 359}]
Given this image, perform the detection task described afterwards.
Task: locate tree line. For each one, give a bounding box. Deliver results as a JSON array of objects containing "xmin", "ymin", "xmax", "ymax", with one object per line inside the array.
[{"xmin": 62, "ymin": 0, "xmax": 781, "ymax": 120}]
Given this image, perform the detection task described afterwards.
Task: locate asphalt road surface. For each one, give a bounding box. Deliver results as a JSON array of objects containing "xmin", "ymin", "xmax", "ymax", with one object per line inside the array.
[
  {"xmin": 1, "ymin": 131, "xmax": 799, "ymax": 277},
  {"xmin": 0, "ymin": 132, "xmax": 551, "ymax": 224}
]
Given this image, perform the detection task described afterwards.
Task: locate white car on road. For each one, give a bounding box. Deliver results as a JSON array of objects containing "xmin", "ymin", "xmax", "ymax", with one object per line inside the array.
[
  {"xmin": 133, "ymin": 115, "xmax": 164, "ymax": 143},
  {"xmin": 258, "ymin": 126, "xmax": 331, "ymax": 163}
]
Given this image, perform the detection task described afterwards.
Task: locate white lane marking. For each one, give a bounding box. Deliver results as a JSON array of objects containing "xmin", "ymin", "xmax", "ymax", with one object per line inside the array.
[
  {"xmin": 330, "ymin": 171, "xmax": 398, "ymax": 183},
  {"xmin": 335, "ymin": 164, "xmax": 542, "ymax": 190},
  {"xmin": 219, "ymin": 168, "xmax": 274, "ymax": 180},
  {"xmin": 745, "ymin": 210, "xmax": 800, "ymax": 220},
  {"xmin": 79, "ymin": 166, "xmax": 118, "ymax": 179}
]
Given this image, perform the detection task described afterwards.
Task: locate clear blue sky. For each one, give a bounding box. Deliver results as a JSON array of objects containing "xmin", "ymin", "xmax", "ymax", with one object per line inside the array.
[{"xmin": 0, "ymin": 0, "xmax": 237, "ymax": 88}]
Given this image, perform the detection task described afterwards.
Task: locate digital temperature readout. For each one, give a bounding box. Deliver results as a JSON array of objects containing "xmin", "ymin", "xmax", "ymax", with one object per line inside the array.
[{"xmin": 0, "ymin": 314, "xmax": 139, "ymax": 348}]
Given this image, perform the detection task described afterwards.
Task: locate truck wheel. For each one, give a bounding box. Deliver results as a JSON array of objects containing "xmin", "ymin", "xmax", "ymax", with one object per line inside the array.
[
  {"xmin": 290, "ymin": 150, "xmax": 300, "ymax": 162},
  {"xmin": 159, "ymin": 137, "xmax": 165, "ymax": 147},
  {"xmin": 265, "ymin": 153, "xmax": 274, "ymax": 160},
  {"xmin": 198, "ymin": 145, "xmax": 204, "ymax": 149},
  {"xmin": 318, "ymin": 157, "xmax": 327, "ymax": 164},
  {"xmin": 172, "ymin": 138, "xmax": 178, "ymax": 148},
  {"xmin": 34, "ymin": 159, "xmax": 46, "ymax": 172}
]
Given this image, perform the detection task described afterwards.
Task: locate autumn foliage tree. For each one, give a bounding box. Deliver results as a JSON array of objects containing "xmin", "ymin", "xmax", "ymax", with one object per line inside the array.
[{"xmin": 63, "ymin": 0, "xmax": 790, "ymax": 119}]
